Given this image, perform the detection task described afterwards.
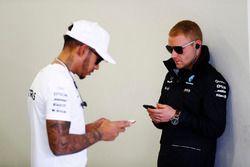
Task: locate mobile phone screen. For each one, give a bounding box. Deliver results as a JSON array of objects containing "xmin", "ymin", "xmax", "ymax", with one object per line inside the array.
[{"xmin": 143, "ymin": 104, "xmax": 156, "ymax": 109}]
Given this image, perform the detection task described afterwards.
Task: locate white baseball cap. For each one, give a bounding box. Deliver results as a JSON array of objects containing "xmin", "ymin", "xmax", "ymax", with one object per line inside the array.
[{"xmin": 65, "ymin": 20, "xmax": 116, "ymax": 64}]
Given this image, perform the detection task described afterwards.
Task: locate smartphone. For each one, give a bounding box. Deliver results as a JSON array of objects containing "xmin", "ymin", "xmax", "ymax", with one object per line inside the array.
[
  {"xmin": 143, "ymin": 104, "xmax": 156, "ymax": 109},
  {"xmin": 128, "ymin": 120, "xmax": 136, "ymax": 124}
]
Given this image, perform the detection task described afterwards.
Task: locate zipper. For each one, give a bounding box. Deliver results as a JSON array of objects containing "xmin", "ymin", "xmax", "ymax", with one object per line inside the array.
[{"xmin": 171, "ymin": 144, "xmax": 201, "ymax": 151}]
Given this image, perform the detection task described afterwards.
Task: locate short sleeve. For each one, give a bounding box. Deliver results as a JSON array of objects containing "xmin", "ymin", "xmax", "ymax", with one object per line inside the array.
[{"xmin": 46, "ymin": 83, "xmax": 71, "ymax": 121}]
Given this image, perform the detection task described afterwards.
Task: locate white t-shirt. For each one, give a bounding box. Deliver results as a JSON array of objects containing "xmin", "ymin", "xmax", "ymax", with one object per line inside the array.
[{"xmin": 27, "ymin": 64, "xmax": 87, "ymax": 167}]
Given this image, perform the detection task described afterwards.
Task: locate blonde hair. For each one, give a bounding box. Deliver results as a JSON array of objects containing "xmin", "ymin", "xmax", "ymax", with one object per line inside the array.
[{"xmin": 169, "ymin": 20, "xmax": 203, "ymax": 41}]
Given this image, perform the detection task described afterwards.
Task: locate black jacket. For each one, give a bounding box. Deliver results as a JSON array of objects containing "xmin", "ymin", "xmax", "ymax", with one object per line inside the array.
[{"xmin": 155, "ymin": 45, "xmax": 229, "ymax": 167}]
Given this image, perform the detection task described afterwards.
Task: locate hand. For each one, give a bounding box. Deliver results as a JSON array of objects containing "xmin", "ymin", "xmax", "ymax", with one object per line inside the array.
[
  {"xmin": 97, "ymin": 119, "xmax": 131, "ymax": 141},
  {"xmin": 147, "ymin": 103, "xmax": 176, "ymax": 123},
  {"xmin": 85, "ymin": 118, "xmax": 108, "ymax": 132},
  {"xmin": 112, "ymin": 120, "xmax": 132, "ymax": 132}
]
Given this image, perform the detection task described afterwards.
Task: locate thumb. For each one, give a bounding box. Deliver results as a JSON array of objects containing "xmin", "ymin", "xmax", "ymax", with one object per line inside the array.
[{"xmin": 157, "ymin": 103, "xmax": 167, "ymax": 109}]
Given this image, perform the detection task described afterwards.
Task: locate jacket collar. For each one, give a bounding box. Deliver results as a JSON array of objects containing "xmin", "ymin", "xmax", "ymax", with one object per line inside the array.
[{"xmin": 163, "ymin": 45, "xmax": 210, "ymax": 74}]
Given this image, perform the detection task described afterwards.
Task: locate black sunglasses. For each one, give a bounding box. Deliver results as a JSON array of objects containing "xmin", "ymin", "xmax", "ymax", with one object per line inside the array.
[
  {"xmin": 95, "ymin": 55, "xmax": 104, "ymax": 65},
  {"xmin": 165, "ymin": 41, "xmax": 195, "ymax": 54},
  {"xmin": 89, "ymin": 47, "xmax": 104, "ymax": 65}
]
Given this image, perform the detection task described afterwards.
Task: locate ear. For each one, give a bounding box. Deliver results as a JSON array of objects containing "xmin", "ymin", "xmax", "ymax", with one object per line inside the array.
[
  {"xmin": 195, "ymin": 40, "xmax": 202, "ymax": 56},
  {"xmin": 195, "ymin": 44, "xmax": 200, "ymax": 49},
  {"xmin": 195, "ymin": 40, "xmax": 202, "ymax": 50},
  {"xmin": 77, "ymin": 44, "xmax": 90, "ymax": 58}
]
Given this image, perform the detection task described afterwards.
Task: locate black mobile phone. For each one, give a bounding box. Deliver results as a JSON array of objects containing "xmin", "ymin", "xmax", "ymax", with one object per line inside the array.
[{"xmin": 143, "ymin": 104, "xmax": 156, "ymax": 109}]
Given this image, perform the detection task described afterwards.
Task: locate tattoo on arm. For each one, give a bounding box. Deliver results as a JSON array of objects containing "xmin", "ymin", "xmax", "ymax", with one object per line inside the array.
[{"xmin": 46, "ymin": 120, "xmax": 102, "ymax": 156}]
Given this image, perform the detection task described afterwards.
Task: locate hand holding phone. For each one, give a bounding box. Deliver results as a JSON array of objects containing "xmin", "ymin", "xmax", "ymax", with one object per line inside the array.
[{"xmin": 143, "ymin": 104, "xmax": 156, "ymax": 109}]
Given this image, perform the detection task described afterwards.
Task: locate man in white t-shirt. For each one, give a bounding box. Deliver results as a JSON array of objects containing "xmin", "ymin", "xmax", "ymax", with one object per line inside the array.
[{"xmin": 27, "ymin": 20, "xmax": 132, "ymax": 167}]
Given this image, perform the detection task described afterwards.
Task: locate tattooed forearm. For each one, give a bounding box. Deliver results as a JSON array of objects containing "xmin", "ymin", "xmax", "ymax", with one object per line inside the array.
[
  {"xmin": 92, "ymin": 130, "xmax": 102, "ymax": 141},
  {"xmin": 46, "ymin": 120, "xmax": 102, "ymax": 156}
]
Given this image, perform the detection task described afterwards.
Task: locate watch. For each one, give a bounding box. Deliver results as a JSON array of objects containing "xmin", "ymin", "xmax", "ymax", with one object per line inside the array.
[{"xmin": 170, "ymin": 110, "xmax": 181, "ymax": 125}]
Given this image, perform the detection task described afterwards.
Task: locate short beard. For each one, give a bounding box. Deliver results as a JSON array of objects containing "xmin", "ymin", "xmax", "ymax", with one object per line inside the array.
[{"xmin": 79, "ymin": 75, "xmax": 85, "ymax": 80}]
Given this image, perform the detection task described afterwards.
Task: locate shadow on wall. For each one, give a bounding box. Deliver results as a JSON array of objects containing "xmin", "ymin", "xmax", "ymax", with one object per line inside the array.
[
  {"xmin": 211, "ymin": 32, "xmax": 250, "ymax": 167},
  {"xmin": 207, "ymin": 37, "xmax": 236, "ymax": 167},
  {"xmin": 215, "ymin": 94, "xmax": 234, "ymax": 167}
]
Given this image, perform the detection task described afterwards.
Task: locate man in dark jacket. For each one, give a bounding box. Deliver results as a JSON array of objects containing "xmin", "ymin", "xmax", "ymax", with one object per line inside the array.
[{"xmin": 146, "ymin": 20, "xmax": 229, "ymax": 167}]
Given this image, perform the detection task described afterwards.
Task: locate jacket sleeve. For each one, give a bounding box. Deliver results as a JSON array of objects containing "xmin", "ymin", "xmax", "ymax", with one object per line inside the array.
[{"xmin": 179, "ymin": 74, "xmax": 229, "ymax": 138}]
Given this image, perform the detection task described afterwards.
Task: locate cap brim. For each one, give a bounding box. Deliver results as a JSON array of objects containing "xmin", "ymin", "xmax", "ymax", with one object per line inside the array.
[{"xmin": 96, "ymin": 50, "xmax": 116, "ymax": 64}]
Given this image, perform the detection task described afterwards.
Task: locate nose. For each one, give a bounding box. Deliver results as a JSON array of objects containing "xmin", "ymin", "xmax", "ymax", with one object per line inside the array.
[{"xmin": 171, "ymin": 50, "xmax": 179, "ymax": 58}]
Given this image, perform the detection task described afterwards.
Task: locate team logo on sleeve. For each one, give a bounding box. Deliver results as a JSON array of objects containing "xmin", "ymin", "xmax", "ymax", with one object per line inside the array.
[
  {"xmin": 215, "ymin": 79, "xmax": 227, "ymax": 99},
  {"xmin": 51, "ymin": 91, "xmax": 68, "ymax": 113}
]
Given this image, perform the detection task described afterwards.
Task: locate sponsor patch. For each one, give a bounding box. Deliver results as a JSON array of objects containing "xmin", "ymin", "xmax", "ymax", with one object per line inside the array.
[
  {"xmin": 188, "ymin": 75, "xmax": 195, "ymax": 82},
  {"xmin": 215, "ymin": 79, "xmax": 226, "ymax": 84},
  {"xmin": 184, "ymin": 88, "xmax": 191, "ymax": 93},
  {"xmin": 165, "ymin": 86, "xmax": 170, "ymax": 91},
  {"xmin": 53, "ymin": 91, "xmax": 68, "ymax": 97},
  {"xmin": 28, "ymin": 89, "xmax": 36, "ymax": 100},
  {"xmin": 185, "ymin": 75, "xmax": 195, "ymax": 85},
  {"xmin": 216, "ymin": 93, "xmax": 227, "ymax": 99},
  {"xmin": 167, "ymin": 80, "xmax": 173, "ymax": 83},
  {"xmin": 214, "ymin": 79, "xmax": 227, "ymax": 99},
  {"xmin": 185, "ymin": 82, "xmax": 194, "ymax": 85},
  {"xmin": 216, "ymin": 84, "xmax": 226, "ymax": 90}
]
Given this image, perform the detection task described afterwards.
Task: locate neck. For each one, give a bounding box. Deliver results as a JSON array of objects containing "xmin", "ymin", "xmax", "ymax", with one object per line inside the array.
[
  {"xmin": 55, "ymin": 57, "xmax": 68, "ymax": 69},
  {"xmin": 186, "ymin": 51, "xmax": 200, "ymax": 70},
  {"xmin": 54, "ymin": 50, "xmax": 74, "ymax": 71}
]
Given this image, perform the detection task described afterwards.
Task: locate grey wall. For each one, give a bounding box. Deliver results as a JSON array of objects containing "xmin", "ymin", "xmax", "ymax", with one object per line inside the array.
[{"xmin": 0, "ymin": 0, "xmax": 249, "ymax": 167}]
